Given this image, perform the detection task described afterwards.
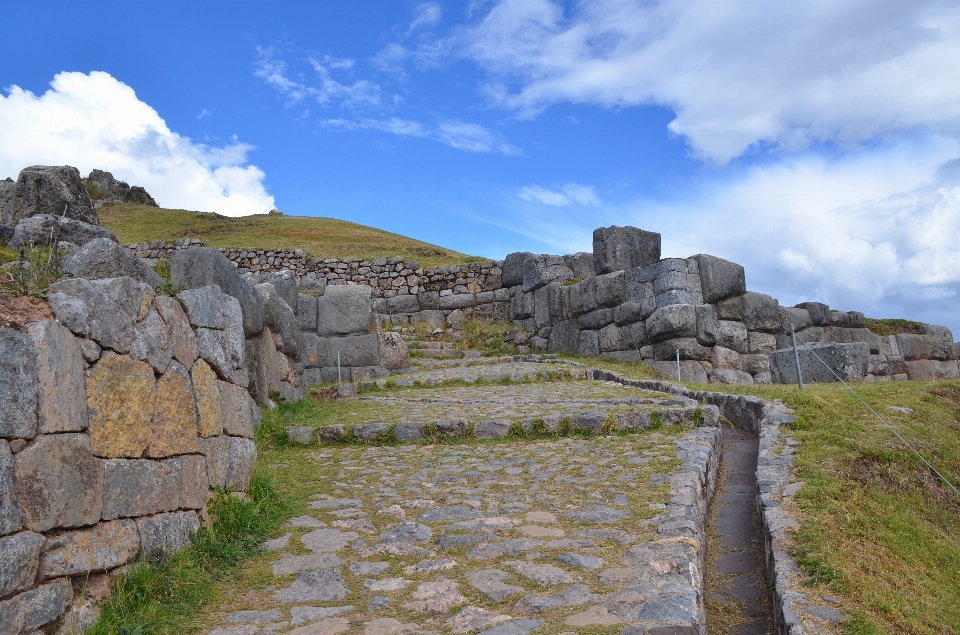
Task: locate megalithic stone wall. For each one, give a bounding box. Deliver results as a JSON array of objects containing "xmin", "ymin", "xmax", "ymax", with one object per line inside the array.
[{"xmin": 0, "ymin": 278, "xmax": 262, "ymax": 634}]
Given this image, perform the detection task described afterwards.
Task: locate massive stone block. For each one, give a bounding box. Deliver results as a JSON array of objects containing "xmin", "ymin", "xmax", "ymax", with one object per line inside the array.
[
  {"xmin": 0, "ymin": 327, "xmax": 38, "ymax": 439},
  {"xmin": 796, "ymin": 302, "xmax": 830, "ymax": 326},
  {"xmin": 534, "ymin": 282, "xmax": 564, "ymax": 329},
  {"xmin": 593, "ymin": 226, "xmax": 661, "ymax": 274},
  {"xmin": 770, "ymin": 342, "xmax": 870, "ymax": 384},
  {"xmin": 0, "ymin": 578, "xmax": 73, "ymax": 635},
  {"xmin": 653, "ymin": 337, "xmax": 710, "ymax": 361},
  {"xmin": 251, "ymin": 270, "xmax": 299, "ymax": 315},
  {"xmin": 568, "ymin": 277, "xmax": 598, "ymax": 317},
  {"xmin": 387, "ymin": 294, "xmax": 420, "ymax": 314},
  {"xmin": 548, "ymin": 319, "xmax": 581, "ymax": 353},
  {"xmin": 154, "ymin": 296, "xmax": 199, "ymax": 369},
  {"xmin": 199, "ymin": 436, "xmax": 256, "ymax": 492},
  {"xmin": 136, "ymin": 511, "xmax": 200, "ymax": 557},
  {"xmin": 511, "ymin": 289, "xmax": 535, "ymax": 320},
  {"xmin": 149, "ymin": 363, "xmax": 200, "ymax": 457},
  {"xmin": 195, "ymin": 328, "xmax": 234, "ymax": 380},
  {"xmin": 63, "ymin": 238, "xmax": 163, "ymax": 285},
  {"xmin": 920, "ymin": 325, "xmax": 955, "ymax": 360},
  {"xmin": 578, "ymin": 330, "xmax": 600, "ymax": 356},
  {"xmin": 27, "ymin": 320, "xmax": 87, "ymax": 434},
  {"xmin": 0, "ymin": 531, "xmax": 43, "ymax": 596},
  {"xmin": 715, "ymin": 321, "xmax": 748, "ymax": 353},
  {"xmin": 256, "ymin": 282, "xmax": 300, "ymax": 358},
  {"xmin": 300, "ymin": 332, "xmax": 327, "ymax": 369},
  {"xmin": 693, "ymin": 254, "xmax": 746, "ymax": 304},
  {"xmin": 129, "ymin": 307, "xmax": 173, "ymax": 373},
  {"xmin": 779, "ymin": 307, "xmax": 811, "ymax": 332},
  {"xmin": 297, "ymin": 293, "xmax": 319, "ymax": 333},
  {"xmin": 741, "ymin": 292, "xmax": 781, "ymax": 333},
  {"xmin": 219, "ymin": 381, "xmax": 258, "ymax": 438},
  {"xmin": 86, "ymin": 353, "xmax": 154, "ymax": 458},
  {"xmin": 646, "ymin": 304, "xmax": 697, "ymax": 343},
  {"xmin": 577, "ymin": 308, "xmax": 615, "ymax": 331},
  {"xmin": 614, "ymin": 300, "xmax": 654, "ymax": 326},
  {"xmin": 14, "ymin": 433, "xmax": 103, "ymax": 532},
  {"xmin": 598, "ymin": 323, "xmax": 622, "ymax": 352},
  {"xmin": 621, "ymin": 321, "xmax": 648, "ymax": 349},
  {"xmin": 326, "ymin": 334, "xmax": 380, "ymax": 367},
  {"xmin": 502, "ymin": 252, "xmax": 534, "ymax": 288},
  {"xmin": 595, "ymin": 271, "xmax": 626, "ymax": 308},
  {"xmin": 895, "ymin": 334, "xmax": 931, "ymax": 361},
  {"xmin": 317, "ymin": 285, "xmax": 373, "ymax": 336},
  {"xmin": 473, "ymin": 301, "xmax": 510, "ymax": 321},
  {"xmin": 378, "ymin": 332, "xmax": 410, "ymax": 371},
  {"xmin": 191, "ymin": 360, "xmax": 222, "ymax": 439},
  {"xmin": 695, "ymin": 304, "xmax": 718, "ymax": 346},
  {"xmin": 38, "ymin": 519, "xmax": 139, "ymax": 579},
  {"xmin": 101, "ymin": 456, "xmax": 201, "ymax": 520},
  {"xmin": 906, "ymin": 359, "xmax": 960, "ymax": 381},
  {"xmin": 8, "ymin": 214, "xmax": 116, "ymax": 249},
  {"xmin": 169, "ymin": 247, "xmax": 264, "ymax": 337},
  {"xmin": 245, "ymin": 332, "xmax": 270, "ymax": 405},
  {"xmin": 522, "ymin": 255, "xmax": 574, "ymax": 293},
  {"xmin": 0, "ymin": 441, "xmax": 20, "ymax": 536},
  {"xmin": 439, "ymin": 294, "xmax": 475, "ymax": 310},
  {"xmin": 564, "ymin": 252, "xmax": 596, "ymax": 280},
  {"xmin": 48, "ymin": 278, "xmax": 136, "ymax": 353},
  {"xmin": 3, "ymin": 164, "xmax": 96, "ymax": 227}
]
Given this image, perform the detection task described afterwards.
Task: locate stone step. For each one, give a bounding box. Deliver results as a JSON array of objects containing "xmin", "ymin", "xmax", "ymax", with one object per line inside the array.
[{"xmin": 407, "ymin": 341, "xmax": 454, "ymax": 350}]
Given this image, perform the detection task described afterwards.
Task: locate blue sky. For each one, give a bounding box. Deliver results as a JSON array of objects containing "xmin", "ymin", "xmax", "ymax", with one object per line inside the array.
[{"xmin": 3, "ymin": 0, "xmax": 960, "ymax": 332}]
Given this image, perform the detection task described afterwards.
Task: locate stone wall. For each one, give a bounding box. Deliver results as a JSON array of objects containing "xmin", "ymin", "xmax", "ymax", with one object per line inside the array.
[
  {"xmin": 126, "ymin": 241, "xmax": 503, "ymax": 298},
  {"xmin": 0, "ymin": 278, "xmax": 262, "ymax": 634}
]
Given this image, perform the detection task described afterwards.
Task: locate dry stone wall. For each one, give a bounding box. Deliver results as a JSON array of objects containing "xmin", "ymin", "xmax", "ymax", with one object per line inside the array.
[{"xmin": 0, "ymin": 278, "xmax": 263, "ymax": 634}]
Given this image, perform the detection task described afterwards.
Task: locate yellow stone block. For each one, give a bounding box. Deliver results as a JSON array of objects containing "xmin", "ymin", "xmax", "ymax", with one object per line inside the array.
[
  {"xmin": 192, "ymin": 359, "xmax": 222, "ymax": 438},
  {"xmin": 87, "ymin": 353, "xmax": 154, "ymax": 458},
  {"xmin": 148, "ymin": 369, "xmax": 200, "ymax": 457}
]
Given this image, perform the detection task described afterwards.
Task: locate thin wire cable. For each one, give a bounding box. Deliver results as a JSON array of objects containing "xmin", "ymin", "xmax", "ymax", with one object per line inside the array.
[{"xmin": 796, "ymin": 336, "xmax": 960, "ymax": 498}]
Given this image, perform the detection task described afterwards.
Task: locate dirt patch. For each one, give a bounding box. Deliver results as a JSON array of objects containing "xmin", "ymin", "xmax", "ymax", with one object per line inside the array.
[{"xmin": 0, "ymin": 294, "xmax": 54, "ymax": 331}]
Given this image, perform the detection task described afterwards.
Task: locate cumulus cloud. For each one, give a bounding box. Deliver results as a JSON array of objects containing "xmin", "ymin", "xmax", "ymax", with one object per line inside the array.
[
  {"xmin": 460, "ymin": 0, "xmax": 960, "ymax": 162},
  {"xmin": 517, "ymin": 182, "xmax": 600, "ymax": 206},
  {"xmin": 0, "ymin": 71, "xmax": 274, "ymax": 216},
  {"xmin": 320, "ymin": 117, "xmax": 521, "ymax": 156}
]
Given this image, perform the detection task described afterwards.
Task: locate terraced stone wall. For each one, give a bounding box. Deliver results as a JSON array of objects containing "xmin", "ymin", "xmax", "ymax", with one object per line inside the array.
[{"xmin": 0, "ymin": 278, "xmax": 262, "ymax": 634}]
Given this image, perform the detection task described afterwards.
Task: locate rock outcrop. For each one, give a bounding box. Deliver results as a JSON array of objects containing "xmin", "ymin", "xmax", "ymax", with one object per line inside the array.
[
  {"xmin": 83, "ymin": 169, "xmax": 158, "ymax": 206},
  {"xmin": 2, "ymin": 166, "xmax": 98, "ymax": 228},
  {"xmin": 9, "ymin": 215, "xmax": 118, "ymax": 250}
]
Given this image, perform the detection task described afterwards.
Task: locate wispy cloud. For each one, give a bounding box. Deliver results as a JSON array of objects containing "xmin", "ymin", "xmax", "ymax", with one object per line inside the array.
[
  {"xmin": 408, "ymin": 3, "xmax": 442, "ymax": 33},
  {"xmin": 321, "ymin": 117, "xmax": 521, "ymax": 156},
  {"xmin": 255, "ymin": 45, "xmax": 383, "ymax": 110},
  {"xmin": 517, "ymin": 183, "xmax": 600, "ymax": 206},
  {"xmin": 197, "ymin": 108, "xmax": 211, "ymax": 119}
]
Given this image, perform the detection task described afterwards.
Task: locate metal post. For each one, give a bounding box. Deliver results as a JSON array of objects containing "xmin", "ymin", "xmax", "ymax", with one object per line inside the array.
[
  {"xmin": 676, "ymin": 348, "xmax": 681, "ymax": 383},
  {"xmin": 791, "ymin": 324, "xmax": 803, "ymax": 390},
  {"xmin": 337, "ymin": 351, "xmax": 341, "ymax": 384}
]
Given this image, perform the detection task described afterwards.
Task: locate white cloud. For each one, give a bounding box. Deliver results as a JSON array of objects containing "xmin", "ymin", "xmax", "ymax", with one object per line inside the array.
[
  {"xmin": 321, "ymin": 117, "xmax": 521, "ymax": 156},
  {"xmin": 255, "ymin": 46, "xmax": 382, "ymax": 109},
  {"xmin": 517, "ymin": 182, "xmax": 599, "ymax": 206},
  {"xmin": 409, "ymin": 3, "xmax": 442, "ymax": 33},
  {"xmin": 460, "ymin": 0, "xmax": 960, "ymax": 163},
  {"xmin": 0, "ymin": 71, "xmax": 274, "ymax": 217}
]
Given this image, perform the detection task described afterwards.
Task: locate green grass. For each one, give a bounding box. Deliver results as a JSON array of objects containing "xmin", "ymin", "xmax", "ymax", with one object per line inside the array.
[
  {"xmin": 98, "ymin": 203, "xmax": 483, "ymax": 269},
  {"xmin": 587, "ymin": 359, "xmax": 960, "ymax": 634},
  {"xmin": 864, "ymin": 317, "xmax": 925, "ymax": 336},
  {"xmin": 86, "ymin": 472, "xmax": 289, "ymax": 635}
]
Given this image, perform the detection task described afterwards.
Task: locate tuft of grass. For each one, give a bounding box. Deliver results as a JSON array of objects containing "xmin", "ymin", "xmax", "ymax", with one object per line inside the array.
[
  {"xmin": 98, "ymin": 203, "xmax": 483, "ymax": 270},
  {"xmin": 0, "ymin": 245, "xmax": 67, "ymax": 296},
  {"xmin": 87, "ymin": 471, "xmax": 288, "ymax": 635},
  {"xmin": 864, "ymin": 317, "xmax": 925, "ymax": 336}
]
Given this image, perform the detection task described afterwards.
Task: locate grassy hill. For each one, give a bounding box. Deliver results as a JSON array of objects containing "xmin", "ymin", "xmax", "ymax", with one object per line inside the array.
[{"xmin": 97, "ymin": 203, "xmax": 484, "ymax": 270}]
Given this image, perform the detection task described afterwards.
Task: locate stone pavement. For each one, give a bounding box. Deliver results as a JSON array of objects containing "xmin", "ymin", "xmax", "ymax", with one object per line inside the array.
[{"xmin": 206, "ymin": 362, "xmax": 722, "ymax": 635}]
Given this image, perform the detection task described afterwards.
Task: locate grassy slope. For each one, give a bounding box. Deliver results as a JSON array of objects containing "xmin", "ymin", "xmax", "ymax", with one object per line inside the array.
[{"xmin": 97, "ymin": 203, "xmax": 484, "ymax": 270}]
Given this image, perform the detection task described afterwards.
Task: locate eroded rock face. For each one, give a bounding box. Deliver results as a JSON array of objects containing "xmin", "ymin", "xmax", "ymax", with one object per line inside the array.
[
  {"xmin": 8, "ymin": 214, "xmax": 117, "ymax": 249},
  {"xmin": 593, "ymin": 225, "xmax": 661, "ymax": 274},
  {"xmin": 0, "ymin": 531, "xmax": 44, "ymax": 595},
  {"xmin": 13, "ymin": 433, "xmax": 103, "ymax": 532},
  {"xmin": 37, "ymin": 519, "xmax": 139, "ymax": 579},
  {"xmin": 28, "ymin": 320, "xmax": 88, "ymax": 434},
  {"xmin": 0, "ymin": 327, "xmax": 39, "ymax": 439},
  {"xmin": 0, "ymin": 579, "xmax": 73, "ymax": 635},
  {"xmin": 3, "ymin": 165, "xmax": 97, "ymax": 227},
  {"xmin": 63, "ymin": 238, "xmax": 164, "ymax": 286},
  {"xmin": 170, "ymin": 248, "xmax": 264, "ymax": 337}
]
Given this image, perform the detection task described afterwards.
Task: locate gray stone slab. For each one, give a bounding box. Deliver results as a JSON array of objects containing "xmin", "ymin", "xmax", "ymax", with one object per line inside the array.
[
  {"xmin": 9, "ymin": 214, "xmax": 116, "ymax": 249},
  {"xmin": 593, "ymin": 226, "xmax": 661, "ymax": 274},
  {"xmin": 274, "ymin": 568, "xmax": 350, "ymax": 603},
  {"xmin": 565, "ymin": 505, "xmax": 632, "ymax": 523},
  {"xmin": 224, "ymin": 610, "xmax": 282, "ymax": 624},
  {"xmin": 473, "ymin": 419, "xmax": 511, "ymax": 439},
  {"xmin": 435, "ymin": 532, "xmax": 496, "ymax": 550},
  {"xmin": 14, "ymin": 433, "xmax": 102, "ymax": 532},
  {"xmin": 465, "ymin": 569, "xmax": 525, "ymax": 602},
  {"xmin": 297, "ymin": 293, "xmax": 319, "ymax": 332},
  {"xmin": 771, "ymin": 341, "xmax": 869, "ymax": 384},
  {"xmin": 694, "ymin": 254, "xmax": 745, "ymax": 303},
  {"xmin": 741, "ymin": 292, "xmax": 781, "ymax": 332},
  {"xmin": 476, "ymin": 618, "xmax": 543, "ymax": 635},
  {"xmin": 63, "ymin": 238, "xmax": 163, "ymax": 285},
  {"xmin": 0, "ymin": 327, "xmax": 38, "ymax": 439},
  {"xmin": 38, "ymin": 519, "xmax": 139, "ymax": 579},
  {"xmin": 270, "ymin": 552, "xmax": 344, "ymax": 575},
  {"xmin": 517, "ymin": 583, "xmax": 594, "ymax": 612},
  {"xmin": 379, "ymin": 521, "xmax": 432, "ymax": 544},
  {"xmin": 502, "ymin": 252, "xmax": 534, "ymax": 288},
  {"xmin": 170, "ymin": 248, "xmax": 264, "ymax": 337},
  {"xmin": 646, "ymin": 304, "xmax": 697, "ymax": 342},
  {"xmin": 4, "ymin": 165, "xmax": 96, "ymax": 226},
  {"xmin": 0, "ymin": 578, "xmax": 72, "ymax": 635},
  {"xmin": 0, "ymin": 531, "xmax": 44, "ymax": 596},
  {"xmin": 255, "ymin": 283, "xmax": 300, "ymax": 358},
  {"xmin": 289, "ymin": 606, "xmax": 355, "ymax": 625},
  {"xmin": 349, "ymin": 561, "xmax": 390, "ymax": 575},
  {"xmin": 556, "ymin": 552, "xmax": 603, "ymax": 570},
  {"xmin": 136, "ymin": 511, "xmax": 200, "ymax": 557},
  {"xmin": 522, "ymin": 255, "xmax": 573, "ymax": 293}
]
